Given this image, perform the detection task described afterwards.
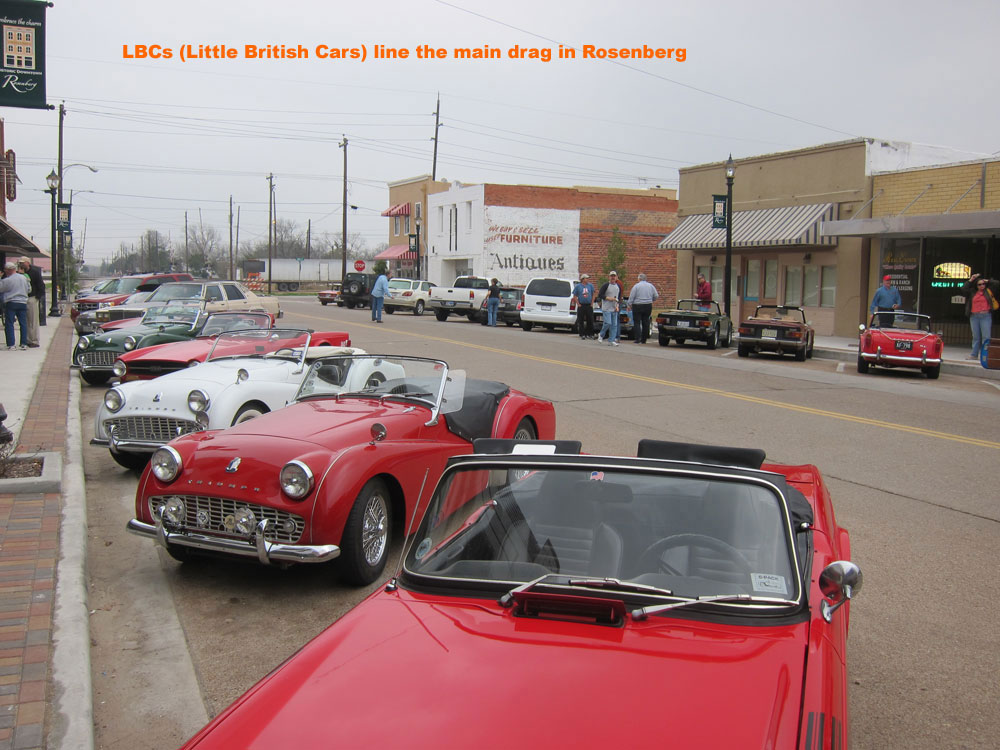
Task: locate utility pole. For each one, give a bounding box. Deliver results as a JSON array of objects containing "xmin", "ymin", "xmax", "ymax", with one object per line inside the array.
[
  {"xmin": 267, "ymin": 173, "xmax": 274, "ymax": 293},
  {"xmin": 339, "ymin": 137, "xmax": 347, "ymax": 282},
  {"xmin": 235, "ymin": 205, "xmax": 241, "ymax": 278},
  {"xmin": 305, "ymin": 219, "xmax": 311, "ymax": 260},
  {"xmin": 184, "ymin": 211, "xmax": 189, "ymax": 273},
  {"xmin": 431, "ymin": 93, "xmax": 440, "ymax": 181},
  {"xmin": 228, "ymin": 195, "xmax": 234, "ymax": 279}
]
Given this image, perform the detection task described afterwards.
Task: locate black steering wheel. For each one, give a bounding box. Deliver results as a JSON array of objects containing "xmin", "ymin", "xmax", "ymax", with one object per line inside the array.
[{"xmin": 637, "ymin": 533, "xmax": 752, "ymax": 578}]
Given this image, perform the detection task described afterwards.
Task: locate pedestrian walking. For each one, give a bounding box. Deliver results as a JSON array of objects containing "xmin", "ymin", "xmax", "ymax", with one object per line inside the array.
[
  {"xmin": 627, "ymin": 272, "xmax": 659, "ymax": 344},
  {"xmin": 695, "ymin": 273, "xmax": 712, "ymax": 311},
  {"xmin": 486, "ymin": 278, "xmax": 502, "ymax": 326},
  {"xmin": 572, "ymin": 274, "xmax": 596, "ymax": 339},
  {"xmin": 869, "ymin": 274, "xmax": 901, "ymax": 328},
  {"xmin": 0, "ymin": 261, "xmax": 31, "ymax": 350},
  {"xmin": 962, "ymin": 272, "xmax": 1000, "ymax": 359},
  {"xmin": 596, "ymin": 271, "xmax": 621, "ymax": 346},
  {"xmin": 17, "ymin": 257, "xmax": 43, "ymax": 347},
  {"xmin": 370, "ymin": 271, "xmax": 389, "ymax": 323}
]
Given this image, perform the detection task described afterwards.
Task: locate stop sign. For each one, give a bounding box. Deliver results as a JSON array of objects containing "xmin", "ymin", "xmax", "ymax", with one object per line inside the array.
[{"xmin": 354, "ymin": 260, "xmax": 366, "ymax": 272}]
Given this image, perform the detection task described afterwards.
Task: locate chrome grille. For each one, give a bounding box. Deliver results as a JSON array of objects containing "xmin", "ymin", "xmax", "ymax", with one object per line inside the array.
[
  {"xmin": 105, "ymin": 416, "xmax": 198, "ymax": 443},
  {"xmin": 128, "ymin": 361, "xmax": 186, "ymax": 378},
  {"xmin": 80, "ymin": 350, "xmax": 118, "ymax": 368},
  {"xmin": 77, "ymin": 301, "xmax": 101, "ymax": 312},
  {"xmin": 149, "ymin": 495, "xmax": 304, "ymax": 543}
]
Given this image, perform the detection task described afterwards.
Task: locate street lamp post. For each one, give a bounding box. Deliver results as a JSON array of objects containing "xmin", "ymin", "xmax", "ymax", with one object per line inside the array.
[
  {"xmin": 414, "ymin": 219, "xmax": 421, "ymax": 279},
  {"xmin": 45, "ymin": 170, "xmax": 60, "ymax": 317},
  {"xmin": 723, "ymin": 154, "xmax": 736, "ymax": 318}
]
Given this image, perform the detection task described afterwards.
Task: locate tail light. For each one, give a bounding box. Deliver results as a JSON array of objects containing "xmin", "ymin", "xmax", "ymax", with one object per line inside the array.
[
  {"xmin": 469, "ymin": 289, "xmax": 475, "ymax": 300},
  {"xmin": 788, "ymin": 331, "xmax": 803, "ymax": 340},
  {"xmin": 864, "ymin": 334, "xmax": 872, "ymax": 347},
  {"xmin": 480, "ymin": 298, "xmax": 488, "ymax": 310},
  {"xmin": 697, "ymin": 320, "xmax": 710, "ymax": 328},
  {"xmin": 570, "ymin": 298, "xmax": 577, "ymax": 313},
  {"xmin": 738, "ymin": 326, "xmax": 752, "ymax": 335},
  {"xmin": 519, "ymin": 294, "xmax": 525, "ymax": 311}
]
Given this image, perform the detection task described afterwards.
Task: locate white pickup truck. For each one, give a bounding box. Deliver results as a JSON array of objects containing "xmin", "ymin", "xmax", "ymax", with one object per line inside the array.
[{"xmin": 428, "ymin": 276, "xmax": 492, "ymax": 321}]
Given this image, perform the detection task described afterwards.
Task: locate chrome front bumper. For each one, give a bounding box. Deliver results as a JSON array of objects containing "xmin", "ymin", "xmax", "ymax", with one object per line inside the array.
[
  {"xmin": 126, "ymin": 515, "xmax": 341, "ymax": 565},
  {"xmin": 861, "ymin": 350, "xmax": 941, "ymax": 366}
]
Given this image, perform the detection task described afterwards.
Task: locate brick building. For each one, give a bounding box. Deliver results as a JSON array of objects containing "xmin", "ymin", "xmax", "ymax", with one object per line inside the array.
[{"xmin": 424, "ymin": 182, "xmax": 678, "ymax": 300}]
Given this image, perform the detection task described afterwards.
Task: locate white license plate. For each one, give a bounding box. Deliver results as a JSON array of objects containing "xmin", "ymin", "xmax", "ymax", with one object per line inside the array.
[
  {"xmin": 895, "ymin": 340, "xmax": 913, "ymax": 351},
  {"xmin": 676, "ymin": 320, "xmax": 690, "ymax": 327},
  {"xmin": 539, "ymin": 303, "xmax": 554, "ymax": 310},
  {"xmin": 762, "ymin": 328, "xmax": 779, "ymax": 338}
]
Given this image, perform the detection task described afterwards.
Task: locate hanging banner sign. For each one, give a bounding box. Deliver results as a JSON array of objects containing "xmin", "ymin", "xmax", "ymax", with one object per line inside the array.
[
  {"xmin": 712, "ymin": 194, "xmax": 727, "ymax": 229},
  {"xmin": 56, "ymin": 201, "xmax": 69, "ymax": 230},
  {"xmin": 0, "ymin": 0, "xmax": 49, "ymax": 110}
]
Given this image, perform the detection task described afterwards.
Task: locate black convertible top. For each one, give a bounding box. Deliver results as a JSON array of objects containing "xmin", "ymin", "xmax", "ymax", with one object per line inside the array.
[{"xmin": 444, "ymin": 380, "xmax": 511, "ymax": 442}]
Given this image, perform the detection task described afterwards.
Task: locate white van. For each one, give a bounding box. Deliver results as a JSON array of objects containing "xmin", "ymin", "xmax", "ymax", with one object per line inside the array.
[{"xmin": 519, "ymin": 277, "xmax": 578, "ymax": 331}]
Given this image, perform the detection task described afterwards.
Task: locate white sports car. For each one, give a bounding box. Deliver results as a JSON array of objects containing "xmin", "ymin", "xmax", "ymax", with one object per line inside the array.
[{"xmin": 92, "ymin": 329, "xmax": 374, "ymax": 471}]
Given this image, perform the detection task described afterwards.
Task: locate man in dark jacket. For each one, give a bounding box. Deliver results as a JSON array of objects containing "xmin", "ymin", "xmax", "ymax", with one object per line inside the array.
[{"xmin": 17, "ymin": 257, "xmax": 44, "ymax": 347}]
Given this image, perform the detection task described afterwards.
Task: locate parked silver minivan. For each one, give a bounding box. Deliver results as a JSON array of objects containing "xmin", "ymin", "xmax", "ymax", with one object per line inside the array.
[{"xmin": 519, "ymin": 277, "xmax": 578, "ymax": 331}]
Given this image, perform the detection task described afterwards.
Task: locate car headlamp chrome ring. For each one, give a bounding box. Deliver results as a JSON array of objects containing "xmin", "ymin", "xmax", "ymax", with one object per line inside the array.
[
  {"xmin": 112, "ymin": 360, "xmax": 127, "ymax": 378},
  {"xmin": 123, "ymin": 336, "xmax": 138, "ymax": 351},
  {"xmin": 159, "ymin": 497, "xmax": 187, "ymax": 526},
  {"xmin": 279, "ymin": 460, "xmax": 314, "ymax": 500},
  {"xmin": 150, "ymin": 446, "xmax": 182, "ymax": 483},
  {"xmin": 233, "ymin": 507, "xmax": 258, "ymax": 536},
  {"xmin": 187, "ymin": 389, "xmax": 210, "ymax": 413},
  {"xmin": 78, "ymin": 336, "xmax": 91, "ymax": 350},
  {"xmin": 103, "ymin": 388, "xmax": 125, "ymax": 413}
]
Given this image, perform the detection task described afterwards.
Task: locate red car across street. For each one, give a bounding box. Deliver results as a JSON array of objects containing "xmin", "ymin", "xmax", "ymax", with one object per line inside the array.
[{"xmin": 857, "ymin": 311, "xmax": 943, "ymax": 379}]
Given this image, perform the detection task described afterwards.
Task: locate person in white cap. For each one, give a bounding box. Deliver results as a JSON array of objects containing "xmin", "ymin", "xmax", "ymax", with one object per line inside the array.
[{"xmin": 572, "ymin": 273, "xmax": 596, "ymax": 339}]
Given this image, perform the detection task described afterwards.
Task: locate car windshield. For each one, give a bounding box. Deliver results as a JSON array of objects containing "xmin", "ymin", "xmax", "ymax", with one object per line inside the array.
[
  {"xmin": 141, "ymin": 305, "xmax": 201, "ymax": 326},
  {"xmin": 296, "ymin": 354, "xmax": 459, "ymax": 411},
  {"xmin": 676, "ymin": 300, "xmax": 720, "ymax": 314},
  {"xmin": 869, "ymin": 312, "xmax": 931, "ymax": 331},
  {"xmin": 199, "ymin": 312, "xmax": 272, "ymax": 338},
  {"xmin": 752, "ymin": 306, "xmax": 805, "ymax": 324},
  {"xmin": 500, "ymin": 290, "xmax": 520, "ymax": 301},
  {"xmin": 117, "ymin": 278, "xmax": 148, "ymax": 294},
  {"xmin": 146, "ymin": 283, "xmax": 204, "ymax": 302},
  {"xmin": 207, "ymin": 329, "xmax": 312, "ymax": 363},
  {"xmin": 404, "ymin": 461, "xmax": 800, "ymax": 609}
]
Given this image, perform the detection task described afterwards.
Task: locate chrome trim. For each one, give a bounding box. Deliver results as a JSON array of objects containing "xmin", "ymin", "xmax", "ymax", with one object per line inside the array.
[
  {"xmin": 861, "ymin": 352, "xmax": 941, "ymax": 366},
  {"xmin": 127, "ymin": 516, "xmax": 340, "ymax": 564}
]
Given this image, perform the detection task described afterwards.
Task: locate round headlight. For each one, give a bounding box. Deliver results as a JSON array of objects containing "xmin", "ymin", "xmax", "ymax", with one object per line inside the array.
[
  {"xmin": 123, "ymin": 336, "xmax": 138, "ymax": 351},
  {"xmin": 112, "ymin": 360, "xmax": 127, "ymax": 378},
  {"xmin": 78, "ymin": 336, "xmax": 91, "ymax": 350},
  {"xmin": 234, "ymin": 507, "xmax": 257, "ymax": 536},
  {"xmin": 280, "ymin": 460, "xmax": 314, "ymax": 500},
  {"xmin": 187, "ymin": 389, "xmax": 210, "ymax": 413},
  {"xmin": 159, "ymin": 497, "xmax": 186, "ymax": 526},
  {"xmin": 150, "ymin": 446, "xmax": 182, "ymax": 483},
  {"xmin": 104, "ymin": 389, "xmax": 125, "ymax": 413}
]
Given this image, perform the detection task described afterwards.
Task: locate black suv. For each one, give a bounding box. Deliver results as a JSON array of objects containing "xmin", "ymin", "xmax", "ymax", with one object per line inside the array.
[{"xmin": 337, "ymin": 272, "xmax": 378, "ymax": 309}]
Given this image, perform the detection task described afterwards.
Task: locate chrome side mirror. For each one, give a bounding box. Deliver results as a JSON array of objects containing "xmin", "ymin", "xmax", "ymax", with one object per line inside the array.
[
  {"xmin": 369, "ymin": 422, "xmax": 387, "ymax": 445},
  {"xmin": 819, "ymin": 560, "xmax": 863, "ymax": 623},
  {"xmin": 858, "ymin": 323, "xmax": 866, "ymax": 333}
]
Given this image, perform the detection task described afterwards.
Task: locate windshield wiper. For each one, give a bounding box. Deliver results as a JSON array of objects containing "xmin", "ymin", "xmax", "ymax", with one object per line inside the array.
[
  {"xmin": 631, "ymin": 593, "xmax": 797, "ymax": 621},
  {"xmin": 499, "ymin": 574, "xmax": 672, "ymax": 608}
]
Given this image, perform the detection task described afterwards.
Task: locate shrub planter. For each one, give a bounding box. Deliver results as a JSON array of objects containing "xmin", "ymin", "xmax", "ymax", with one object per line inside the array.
[{"xmin": 0, "ymin": 451, "xmax": 62, "ymax": 493}]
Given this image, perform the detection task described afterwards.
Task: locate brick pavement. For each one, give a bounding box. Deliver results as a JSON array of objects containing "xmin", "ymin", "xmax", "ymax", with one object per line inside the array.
[{"xmin": 0, "ymin": 317, "xmax": 72, "ymax": 750}]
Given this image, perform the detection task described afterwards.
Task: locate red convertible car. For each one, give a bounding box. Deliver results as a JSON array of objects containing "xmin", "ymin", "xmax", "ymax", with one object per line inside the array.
[
  {"xmin": 857, "ymin": 311, "xmax": 942, "ymax": 379},
  {"xmin": 737, "ymin": 304, "xmax": 815, "ymax": 361},
  {"xmin": 175, "ymin": 438, "xmax": 861, "ymax": 749},
  {"xmin": 127, "ymin": 355, "xmax": 555, "ymax": 585},
  {"xmin": 113, "ymin": 315, "xmax": 350, "ymax": 382}
]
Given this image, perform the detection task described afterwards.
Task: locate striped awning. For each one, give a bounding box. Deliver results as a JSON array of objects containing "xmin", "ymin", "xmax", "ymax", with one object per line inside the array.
[
  {"xmin": 659, "ymin": 203, "xmax": 837, "ymax": 250},
  {"xmin": 375, "ymin": 244, "xmax": 416, "ymax": 260},
  {"xmin": 380, "ymin": 203, "xmax": 410, "ymax": 217}
]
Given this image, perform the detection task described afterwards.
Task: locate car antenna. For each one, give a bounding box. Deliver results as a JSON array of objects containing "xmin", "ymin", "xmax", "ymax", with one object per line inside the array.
[{"xmin": 385, "ymin": 467, "xmax": 430, "ymax": 592}]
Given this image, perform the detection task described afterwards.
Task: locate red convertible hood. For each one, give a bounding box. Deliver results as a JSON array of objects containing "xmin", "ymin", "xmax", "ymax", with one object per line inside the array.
[
  {"xmin": 121, "ymin": 338, "xmax": 213, "ymax": 364},
  {"xmin": 187, "ymin": 594, "xmax": 807, "ymax": 748}
]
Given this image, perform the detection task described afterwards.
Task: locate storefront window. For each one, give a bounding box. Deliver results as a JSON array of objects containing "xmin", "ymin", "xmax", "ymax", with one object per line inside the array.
[
  {"xmin": 820, "ymin": 266, "xmax": 836, "ymax": 307},
  {"xmin": 764, "ymin": 259, "xmax": 778, "ymax": 298},
  {"xmin": 745, "ymin": 260, "xmax": 760, "ymax": 301},
  {"xmin": 784, "ymin": 266, "xmax": 803, "ymax": 306},
  {"xmin": 803, "ymin": 265, "xmax": 820, "ymax": 307}
]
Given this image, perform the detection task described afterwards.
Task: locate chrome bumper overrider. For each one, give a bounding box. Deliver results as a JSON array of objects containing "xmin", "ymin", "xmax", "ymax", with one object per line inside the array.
[{"xmin": 126, "ymin": 514, "xmax": 341, "ymax": 565}]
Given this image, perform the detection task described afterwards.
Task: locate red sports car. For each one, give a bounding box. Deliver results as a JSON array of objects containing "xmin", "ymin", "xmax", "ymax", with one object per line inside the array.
[
  {"xmin": 112, "ymin": 312, "xmax": 348, "ymax": 382},
  {"xmin": 857, "ymin": 311, "xmax": 942, "ymax": 379},
  {"xmin": 737, "ymin": 304, "xmax": 815, "ymax": 360},
  {"xmin": 127, "ymin": 355, "xmax": 555, "ymax": 585},
  {"xmin": 174, "ymin": 438, "xmax": 861, "ymax": 749}
]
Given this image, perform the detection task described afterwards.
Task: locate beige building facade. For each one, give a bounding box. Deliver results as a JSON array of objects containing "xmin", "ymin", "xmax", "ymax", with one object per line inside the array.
[{"xmin": 380, "ymin": 175, "xmax": 452, "ymax": 279}]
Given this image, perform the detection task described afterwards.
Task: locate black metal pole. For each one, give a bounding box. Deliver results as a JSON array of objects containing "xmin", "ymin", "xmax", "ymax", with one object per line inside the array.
[
  {"xmin": 724, "ymin": 172, "xmax": 734, "ymax": 318},
  {"xmin": 47, "ymin": 189, "xmax": 60, "ymax": 317}
]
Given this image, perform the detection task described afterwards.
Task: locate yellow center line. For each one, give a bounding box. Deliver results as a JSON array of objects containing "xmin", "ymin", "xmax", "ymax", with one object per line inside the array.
[{"xmin": 297, "ymin": 309, "xmax": 1000, "ymax": 450}]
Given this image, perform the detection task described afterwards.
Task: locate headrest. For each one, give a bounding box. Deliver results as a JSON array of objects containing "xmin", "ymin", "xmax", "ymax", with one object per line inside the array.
[{"xmin": 637, "ymin": 439, "xmax": 765, "ymax": 470}]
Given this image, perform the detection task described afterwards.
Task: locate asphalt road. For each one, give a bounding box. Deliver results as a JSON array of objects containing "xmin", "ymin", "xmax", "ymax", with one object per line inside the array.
[{"xmin": 82, "ymin": 297, "xmax": 1000, "ymax": 749}]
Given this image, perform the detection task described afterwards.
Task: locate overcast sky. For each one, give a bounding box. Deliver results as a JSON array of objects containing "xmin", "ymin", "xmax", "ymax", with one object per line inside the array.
[{"xmin": 4, "ymin": 0, "xmax": 998, "ymax": 266}]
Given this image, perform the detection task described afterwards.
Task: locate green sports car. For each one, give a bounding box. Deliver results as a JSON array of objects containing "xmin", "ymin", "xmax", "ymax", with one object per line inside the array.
[
  {"xmin": 73, "ymin": 305, "xmax": 270, "ymax": 385},
  {"xmin": 655, "ymin": 299, "xmax": 733, "ymax": 349}
]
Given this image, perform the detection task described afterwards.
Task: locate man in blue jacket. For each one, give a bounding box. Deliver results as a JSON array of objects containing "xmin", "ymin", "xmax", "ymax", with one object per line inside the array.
[
  {"xmin": 869, "ymin": 275, "xmax": 901, "ymax": 327},
  {"xmin": 370, "ymin": 272, "xmax": 390, "ymax": 323}
]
